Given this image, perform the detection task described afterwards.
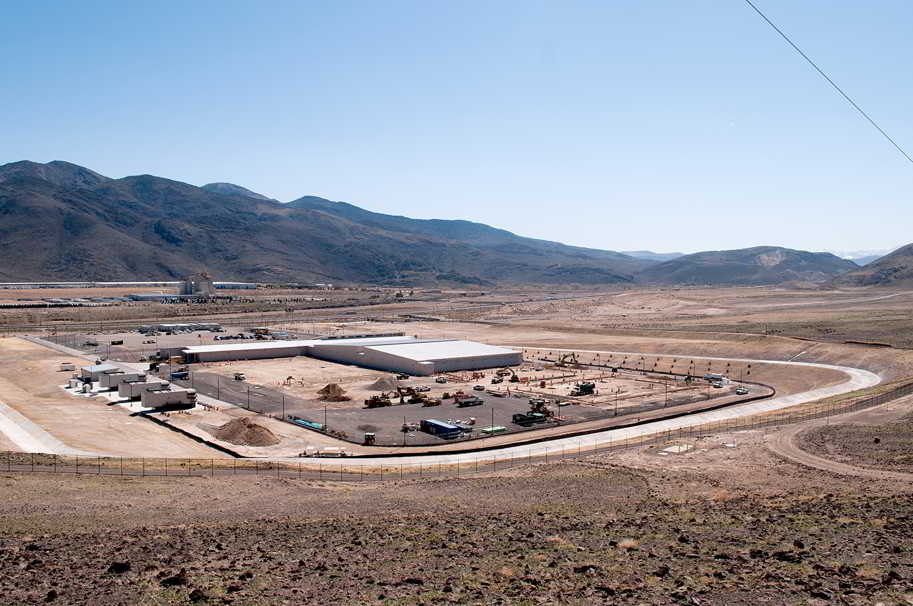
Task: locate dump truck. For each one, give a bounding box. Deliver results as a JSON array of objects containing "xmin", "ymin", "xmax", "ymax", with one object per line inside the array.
[
  {"xmin": 455, "ymin": 395, "xmax": 483, "ymax": 407},
  {"xmin": 570, "ymin": 382, "xmax": 596, "ymax": 396},
  {"xmin": 512, "ymin": 412, "xmax": 547, "ymax": 425}
]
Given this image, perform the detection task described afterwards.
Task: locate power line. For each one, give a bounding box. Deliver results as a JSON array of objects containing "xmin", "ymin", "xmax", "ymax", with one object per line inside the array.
[{"xmin": 744, "ymin": 0, "xmax": 913, "ymax": 166}]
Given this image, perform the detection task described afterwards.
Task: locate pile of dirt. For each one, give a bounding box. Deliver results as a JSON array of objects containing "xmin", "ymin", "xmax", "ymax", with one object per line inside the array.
[
  {"xmin": 212, "ymin": 417, "xmax": 280, "ymax": 447},
  {"xmin": 368, "ymin": 375, "xmax": 398, "ymax": 392},
  {"xmin": 317, "ymin": 383, "xmax": 351, "ymax": 402}
]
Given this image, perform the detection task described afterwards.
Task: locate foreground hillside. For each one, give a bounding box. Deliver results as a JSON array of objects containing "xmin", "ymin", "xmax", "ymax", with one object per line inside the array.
[
  {"xmin": 0, "ymin": 160, "xmax": 648, "ymax": 285},
  {"xmin": 833, "ymin": 244, "xmax": 913, "ymax": 287},
  {"xmin": 0, "ymin": 446, "xmax": 910, "ymax": 606}
]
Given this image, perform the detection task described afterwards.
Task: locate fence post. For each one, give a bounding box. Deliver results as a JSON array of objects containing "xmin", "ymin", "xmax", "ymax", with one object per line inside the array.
[
  {"xmin": 211, "ymin": 459, "xmax": 214, "ymax": 478},
  {"xmin": 120, "ymin": 457, "xmax": 124, "ymax": 476},
  {"xmin": 76, "ymin": 455, "xmax": 79, "ymax": 475},
  {"xmin": 54, "ymin": 454, "xmax": 57, "ymax": 474},
  {"xmin": 164, "ymin": 458, "xmax": 168, "ymax": 477},
  {"xmin": 31, "ymin": 452, "xmax": 34, "ymax": 472},
  {"xmin": 142, "ymin": 458, "xmax": 145, "ymax": 477}
]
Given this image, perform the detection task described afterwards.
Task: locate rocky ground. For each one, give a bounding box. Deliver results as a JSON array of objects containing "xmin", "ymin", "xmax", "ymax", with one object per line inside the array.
[
  {"xmin": 799, "ymin": 415, "xmax": 913, "ymax": 474},
  {"xmin": 1, "ymin": 436, "xmax": 912, "ymax": 606}
]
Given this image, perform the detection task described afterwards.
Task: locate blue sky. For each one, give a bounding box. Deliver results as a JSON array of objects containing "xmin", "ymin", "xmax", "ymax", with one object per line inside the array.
[{"xmin": 2, "ymin": 0, "xmax": 911, "ymax": 254}]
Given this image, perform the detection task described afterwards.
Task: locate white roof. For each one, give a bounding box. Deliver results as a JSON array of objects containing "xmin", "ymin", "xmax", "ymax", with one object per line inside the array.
[
  {"xmin": 183, "ymin": 335, "xmax": 417, "ymax": 355},
  {"xmin": 182, "ymin": 340, "xmax": 317, "ymax": 354},
  {"xmin": 365, "ymin": 340, "xmax": 518, "ymax": 362},
  {"xmin": 83, "ymin": 363, "xmax": 121, "ymax": 373}
]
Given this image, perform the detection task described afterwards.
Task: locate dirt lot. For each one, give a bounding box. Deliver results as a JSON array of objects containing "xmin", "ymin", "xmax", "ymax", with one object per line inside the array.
[{"xmin": 0, "ymin": 338, "xmax": 227, "ymax": 458}]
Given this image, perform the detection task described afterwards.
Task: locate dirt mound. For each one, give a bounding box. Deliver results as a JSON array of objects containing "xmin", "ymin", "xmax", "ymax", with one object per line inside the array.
[
  {"xmin": 212, "ymin": 417, "xmax": 280, "ymax": 447},
  {"xmin": 317, "ymin": 383, "xmax": 351, "ymax": 402},
  {"xmin": 368, "ymin": 375, "xmax": 398, "ymax": 392}
]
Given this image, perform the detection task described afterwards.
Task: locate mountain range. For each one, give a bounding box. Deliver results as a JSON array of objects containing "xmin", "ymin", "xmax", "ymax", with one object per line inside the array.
[
  {"xmin": 0, "ymin": 160, "xmax": 906, "ymax": 288},
  {"xmin": 832, "ymin": 244, "xmax": 913, "ymax": 287}
]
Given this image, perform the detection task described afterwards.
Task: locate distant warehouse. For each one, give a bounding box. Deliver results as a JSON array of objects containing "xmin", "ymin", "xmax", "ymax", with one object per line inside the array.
[{"xmin": 180, "ymin": 336, "xmax": 521, "ymax": 376}]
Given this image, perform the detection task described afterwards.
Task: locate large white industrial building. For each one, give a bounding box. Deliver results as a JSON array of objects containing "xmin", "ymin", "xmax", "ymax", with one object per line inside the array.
[{"xmin": 180, "ymin": 336, "xmax": 522, "ymax": 376}]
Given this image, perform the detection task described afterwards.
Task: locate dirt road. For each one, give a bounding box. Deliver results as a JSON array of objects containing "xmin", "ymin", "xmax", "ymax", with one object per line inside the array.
[{"xmin": 767, "ymin": 395, "xmax": 913, "ymax": 482}]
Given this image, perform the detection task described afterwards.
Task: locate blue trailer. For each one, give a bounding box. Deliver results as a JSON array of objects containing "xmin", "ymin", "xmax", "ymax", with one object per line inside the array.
[
  {"xmin": 420, "ymin": 419, "xmax": 461, "ymax": 438},
  {"xmin": 169, "ymin": 371, "xmax": 190, "ymax": 380}
]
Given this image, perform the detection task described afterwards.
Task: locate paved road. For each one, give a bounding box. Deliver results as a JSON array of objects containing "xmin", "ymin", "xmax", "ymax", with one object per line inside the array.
[{"xmin": 767, "ymin": 394, "xmax": 913, "ymax": 482}]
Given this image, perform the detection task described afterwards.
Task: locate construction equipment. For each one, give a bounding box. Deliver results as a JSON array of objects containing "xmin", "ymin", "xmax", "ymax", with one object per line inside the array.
[
  {"xmin": 496, "ymin": 367, "xmax": 520, "ymax": 382},
  {"xmin": 455, "ymin": 395, "xmax": 483, "ymax": 407},
  {"xmin": 363, "ymin": 432, "xmax": 376, "ymax": 445},
  {"xmin": 490, "ymin": 376, "xmax": 503, "ymax": 384},
  {"xmin": 233, "ymin": 372, "xmax": 246, "ymax": 381},
  {"xmin": 556, "ymin": 352, "xmax": 579, "ymax": 367},
  {"xmin": 282, "ymin": 376, "xmax": 295, "ymax": 386},
  {"xmin": 570, "ymin": 382, "xmax": 595, "ymax": 396},
  {"xmin": 364, "ymin": 393, "xmax": 393, "ymax": 408}
]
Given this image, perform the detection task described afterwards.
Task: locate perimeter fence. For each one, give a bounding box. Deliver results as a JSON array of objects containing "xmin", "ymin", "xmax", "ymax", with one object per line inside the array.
[{"xmin": 2, "ymin": 380, "xmax": 912, "ymax": 482}]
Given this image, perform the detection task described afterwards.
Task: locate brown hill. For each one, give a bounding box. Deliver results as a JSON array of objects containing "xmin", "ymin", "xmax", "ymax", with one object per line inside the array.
[
  {"xmin": 637, "ymin": 246, "xmax": 858, "ymax": 286},
  {"xmin": 0, "ymin": 160, "xmax": 651, "ymax": 285},
  {"xmin": 832, "ymin": 243, "xmax": 913, "ymax": 287}
]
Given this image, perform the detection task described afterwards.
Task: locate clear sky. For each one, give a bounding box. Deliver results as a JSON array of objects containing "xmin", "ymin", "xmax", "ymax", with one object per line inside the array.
[{"xmin": 2, "ymin": 0, "xmax": 911, "ymax": 254}]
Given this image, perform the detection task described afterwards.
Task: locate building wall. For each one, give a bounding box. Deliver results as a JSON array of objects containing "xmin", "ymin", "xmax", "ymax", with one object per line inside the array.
[
  {"xmin": 191, "ymin": 345, "xmax": 307, "ymax": 363},
  {"xmin": 309, "ymin": 344, "xmax": 521, "ymax": 376}
]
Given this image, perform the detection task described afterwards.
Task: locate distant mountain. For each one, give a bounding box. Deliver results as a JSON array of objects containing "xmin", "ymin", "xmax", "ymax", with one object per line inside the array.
[
  {"xmin": 0, "ymin": 160, "xmax": 649, "ymax": 285},
  {"xmin": 832, "ymin": 244, "xmax": 913, "ymax": 287},
  {"xmin": 849, "ymin": 254, "xmax": 884, "ymax": 267},
  {"xmin": 829, "ymin": 247, "xmax": 893, "ymax": 266},
  {"xmin": 637, "ymin": 246, "xmax": 858, "ymax": 286},
  {"xmin": 201, "ymin": 182, "xmax": 276, "ymax": 201},
  {"xmin": 0, "ymin": 160, "xmax": 109, "ymax": 190},
  {"xmin": 621, "ymin": 250, "xmax": 684, "ymax": 263}
]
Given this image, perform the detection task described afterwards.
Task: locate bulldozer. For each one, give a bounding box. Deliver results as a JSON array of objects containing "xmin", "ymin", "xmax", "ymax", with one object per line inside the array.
[{"xmin": 364, "ymin": 393, "xmax": 393, "ymax": 408}]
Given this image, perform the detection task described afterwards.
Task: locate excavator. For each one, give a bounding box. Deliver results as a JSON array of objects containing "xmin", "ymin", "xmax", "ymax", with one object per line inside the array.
[
  {"xmin": 395, "ymin": 386, "xmax": 436, "ymax": 405},
  {"xmin": 497, "ymin": 367, "xmax": 520, "ymax": 382},
  {"xmin": 556, "ymin": 352, "xmax": 580, "ymax": 368}
]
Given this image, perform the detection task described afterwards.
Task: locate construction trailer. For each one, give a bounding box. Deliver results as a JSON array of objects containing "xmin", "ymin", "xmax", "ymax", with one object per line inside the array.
[
  {"xmin": 140, "ymin": 386, "xmax": 197, "ymax": 409},
  {"xmin": 118, "ymin": 379, "xmax": 168, "ymax": 400},
  {"xmin": 78, "ymin": 363, "xmax": 121, "ymax": 382},
  {"xmin": 99, "ymin": 371, "xmax": 146, "ymax": 390},
  {"xmin": 420, "ymin": 419, "xmax": 462, "ymax": 438}
]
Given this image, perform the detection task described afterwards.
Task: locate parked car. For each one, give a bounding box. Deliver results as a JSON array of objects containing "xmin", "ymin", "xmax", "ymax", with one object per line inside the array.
[
  {"xmin": 435, "ymin": 377, "xmax": 448, "ymax": 384},
  {"xmin": 472, "ymin": 384, "xmax": 485, "ymax": 391},
  {"xmin": 414, "ymin": 385, "xmax": 431, "ymax": 392},
  {"xmin": 735, "ymin": 386, "xmax": 749, "ymax": 395}
]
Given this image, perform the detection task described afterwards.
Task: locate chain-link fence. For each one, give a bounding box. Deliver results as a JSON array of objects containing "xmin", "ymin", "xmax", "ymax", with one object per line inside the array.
[{"xmin": 2, "ymin": 380, "xmax": 911, "ymax": 482}]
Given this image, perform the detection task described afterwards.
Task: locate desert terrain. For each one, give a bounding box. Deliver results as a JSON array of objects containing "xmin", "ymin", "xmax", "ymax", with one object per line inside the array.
[{"xmin": 1, "ymin": 285, "xmax": 912, "ymax": 605}]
